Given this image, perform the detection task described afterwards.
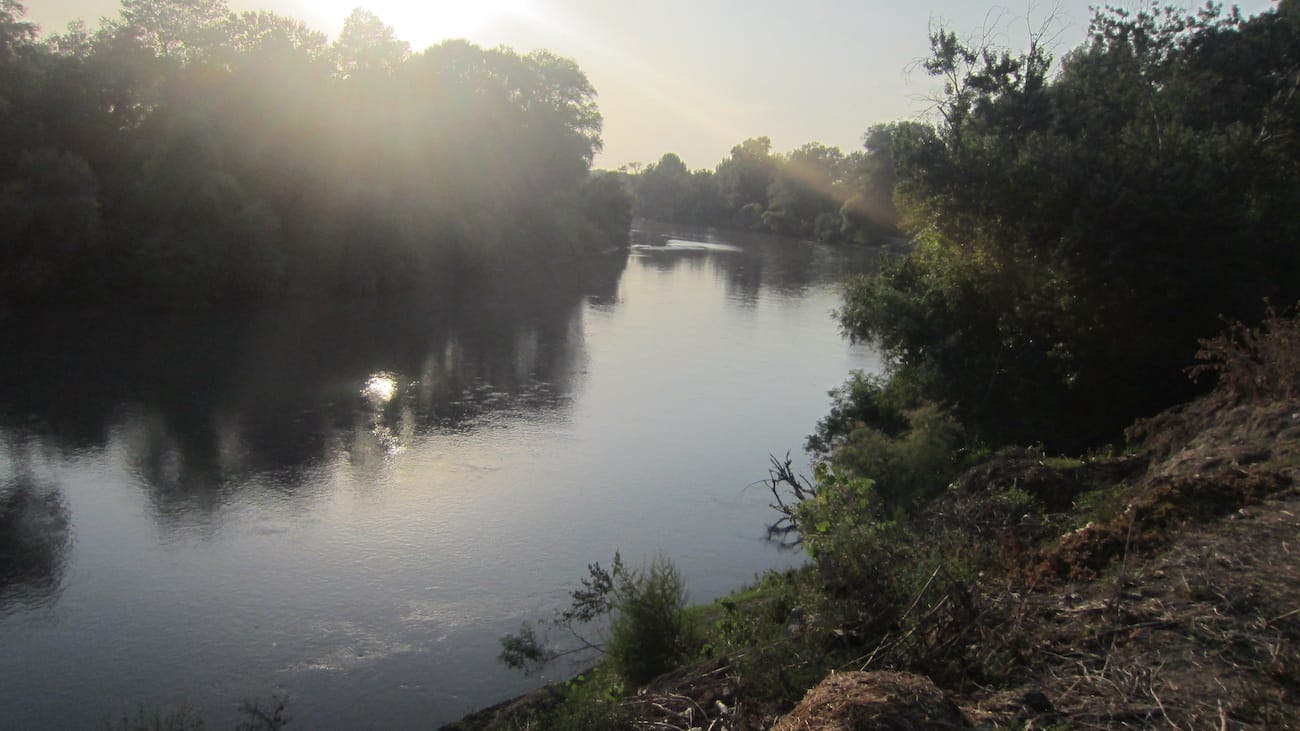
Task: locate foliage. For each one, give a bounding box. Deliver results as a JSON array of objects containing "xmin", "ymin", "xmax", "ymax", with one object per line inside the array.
[
  {"xmin": 0, "ymin": 147, "xmax": 104, "ymax": 298},
  {"xmin": 806, "ymin": 372, "xmax": 915, "ymax": 453},
  {"xmin": 839, "ymin": 1, "xmax": 1300, "ymax": 449},
  {"xmin": 501, "ymin": 552, "xmax": 700, "ymax": 686},
  {"xmin": 624, "ymin": 129, "xmax": 904, "ymax": 243},
  {"xmin": 540, "ymin": 675, "xmax": 630, "ymax": 731},
  {"xmin": 606, "ymin": 555, "xmax": 699, "ymax": 685},
  {"xmin": 1189, "ymin": 304, "xmax": 1300, "ymax": 403},
  {"xmin": 0, "ymin": 0, "xmax": 627, "ymax": 307},
  {"xmin": 716, "ymin": 136, "xmax": 776, "ymax": 221},
  {"xmin": 580, "ymin": 172, "xmax": 634, "ymax": 249},
  {"xmin": 820, "ymin": 403, "xmax": 966, "ymax": 515},
  {"xmin": 762, "ymin": 142, "xmax": 844, "ymax": 237},
  {"xmin": 804, "ymin": 371, "xmax": 968, "ymax": 516}
]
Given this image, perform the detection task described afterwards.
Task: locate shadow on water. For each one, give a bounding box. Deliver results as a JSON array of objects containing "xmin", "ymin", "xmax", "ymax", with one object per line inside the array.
[
  {"xmin": 0, "ymin": 470, "xmax": 71, "ymax": 613},
  {"xmin": 0, "ymin": 227, "xmax": 866, "ymax": 538},
  {"xmin": 0, "ymin": 252, "xmax": 628, "ymax": 530},
  {"xmin": 0, "ymin": 227, "xmax": 880, "ymax": 729}
]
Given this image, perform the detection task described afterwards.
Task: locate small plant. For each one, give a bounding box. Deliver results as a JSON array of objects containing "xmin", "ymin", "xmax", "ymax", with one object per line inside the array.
[{"xmin": 500, "ymin": 552, "xmax": 700, "ymax": 686}]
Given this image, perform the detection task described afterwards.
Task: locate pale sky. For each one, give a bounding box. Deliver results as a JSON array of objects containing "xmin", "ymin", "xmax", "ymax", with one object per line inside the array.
[{"xmin": 26, "ymin": 0, "xmax": 1280, "ymax": 169}]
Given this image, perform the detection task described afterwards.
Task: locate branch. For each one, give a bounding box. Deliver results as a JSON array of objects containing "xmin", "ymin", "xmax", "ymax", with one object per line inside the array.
[{"xmin": 765, "ymin": 452, "xmax": 816, "ymax": 546}]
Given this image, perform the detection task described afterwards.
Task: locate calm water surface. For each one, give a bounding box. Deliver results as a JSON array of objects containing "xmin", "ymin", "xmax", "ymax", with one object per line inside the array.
[{"xmin": 0, "ymin": 228, "xmax": 878, "ymax": 728}]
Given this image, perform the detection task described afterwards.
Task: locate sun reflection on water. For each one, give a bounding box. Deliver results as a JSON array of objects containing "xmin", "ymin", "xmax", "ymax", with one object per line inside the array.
[{"xmin": 362, "ymin": 373, "xmax": 398, "ymax": 405}]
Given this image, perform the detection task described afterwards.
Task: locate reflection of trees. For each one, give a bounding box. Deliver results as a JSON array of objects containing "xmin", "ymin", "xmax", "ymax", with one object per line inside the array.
[
  {"xmin": 629, "ymin": 223, "xmax": 873, "ymax": 304},
  {"xmin": 0, "ymin": 475, "xmax": 71, "ymax": 612},
  {"xmin": 0, "ymin": 252, "xmax": 626, "ymax": 527},
  {"xmin": 635, "ymin": 247, "xmax": 712, "ymax": 275}
]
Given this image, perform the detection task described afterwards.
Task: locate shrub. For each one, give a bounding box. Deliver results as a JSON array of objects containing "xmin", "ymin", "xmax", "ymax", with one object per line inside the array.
[
  {"xmin": 805, "ymin": 371, "xmax": 968, "ymax": 518},
  {"xmin": 1189, "ymin": 304, "xmax": 1300, "ymax": 403},
  {"xmin": 606, "ymin": 555, "xmax": 700, "ymax": 686},
  {"xmin": 807, "ymin": 372, "xmax": 914, "ymax": 453},
  {"xmin": 829, "ymin": 402, "xmax": 966, "ymax": 515},
  {"xmin": 501, "ymin": 553, "xmax": 700, "ymax": 687}
]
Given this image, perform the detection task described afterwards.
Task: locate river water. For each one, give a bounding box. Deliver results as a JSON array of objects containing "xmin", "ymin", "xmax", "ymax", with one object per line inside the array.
[{"xmin": 0, "ymin": 227, "xmax": 878, "ymax": 728}]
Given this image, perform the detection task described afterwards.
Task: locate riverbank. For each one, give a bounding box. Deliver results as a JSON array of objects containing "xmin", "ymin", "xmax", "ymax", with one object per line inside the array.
[{"xmin": 446, "ymin": 351, "xmax": 1300, "ymax": 728}]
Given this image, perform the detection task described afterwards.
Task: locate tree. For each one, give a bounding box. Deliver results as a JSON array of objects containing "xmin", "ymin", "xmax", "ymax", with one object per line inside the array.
[
  {"xmin": 634, "ymin": 152, "xmax": 691, "ymax": 222},
  {"xmin": 520, "ymin": 50, "xmax": 603, "ymax": 168},
  {"xmin": 0, "ymin": 0, "xmax": 35, "ymax": 63},
  {"xmin": 332, "ymin": 8, "xmax": 408, "ymax": 78},
  {"xmin": 0, "ymin": 1, "xmax": 627, "ymax": 306},
  {"xmin": 762, "ymin": 142, "xmax": 845, "ymax": 238},
  {"xmin": 228, "ymin": 11, "xmax": 329, "ymax": 60},
  {"xmin": 111, "ymin": 0, "xmax": 234, "ymax": 64},
  {"xmin": 0, "ymin": 148, "xmax": 104, "ymax": 298},
  {"xmin": 838, "ymin": 3, "xmax": 1300, "ymax": 448},
  {"xmin": 582, "ymin": 171, "xmax": 633, "ymax": 249},
  {"xmin": 716, "ymin": 136, "xmax": 775, "ymax": 226},
  {"xmin": 839, "ymin": 123, "xmax": 913, "ymax": 241}
]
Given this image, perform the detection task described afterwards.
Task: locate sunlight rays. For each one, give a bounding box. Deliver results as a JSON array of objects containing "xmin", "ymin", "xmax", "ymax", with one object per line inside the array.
[{"xmin": 509, "ymin": 5, "xmax": 761, "ymax": 167}]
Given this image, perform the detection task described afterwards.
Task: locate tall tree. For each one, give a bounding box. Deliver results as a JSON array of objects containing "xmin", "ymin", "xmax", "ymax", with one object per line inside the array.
[
  {"xmin": 840, "ymin": 2, "xmax": 1300, "ymax": 448},
  {"xmin": 716, "ymin": 136, "xmax": 775, "ymax": 227},
  {"xmin": 111, "ymin": 0, "xmax": 233, "ymax": 63},
  {"xmin": 332, "ymin": 8, "xmax": 408, "ymax": 78}
]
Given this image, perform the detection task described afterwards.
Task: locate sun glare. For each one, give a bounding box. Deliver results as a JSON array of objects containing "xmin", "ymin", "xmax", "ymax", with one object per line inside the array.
[
  {"xmin": 363, "ymin": 373, "xmax": 398, "ymax": 404},
  {"xmin": 315, "ymin": 0, "xmax": 533, "ymax": 49}
]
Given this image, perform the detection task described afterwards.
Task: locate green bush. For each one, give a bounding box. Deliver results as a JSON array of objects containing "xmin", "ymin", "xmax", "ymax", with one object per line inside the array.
[
  {"xmin": 806, "ymin": 372, "xmax": 915, "ymax": 454},
  {"xmin": 500, "ymin": 553, "xmax": 700, "ymax": 688},
  {"xmin": 606, "ymin": 555, "xmax": 700, "ymax": 686},
  {"xmin": 829, "ymin": 402, "xmax": 965, "ymax": 515},
  {"xmin": 839, "ymin": 4, "xmax": 1300, "ymax": 450}
]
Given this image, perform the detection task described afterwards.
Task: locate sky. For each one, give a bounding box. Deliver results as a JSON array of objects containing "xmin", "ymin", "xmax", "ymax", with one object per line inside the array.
[{"xmin": 26, "ymin": 0, "xmax": 1280, "ymax": 170}]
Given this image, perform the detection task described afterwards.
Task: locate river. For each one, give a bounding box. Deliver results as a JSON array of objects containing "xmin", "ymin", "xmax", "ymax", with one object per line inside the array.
[{"xmin": 0, "ymin": 226, "xmax": 878, "ymax": 728}]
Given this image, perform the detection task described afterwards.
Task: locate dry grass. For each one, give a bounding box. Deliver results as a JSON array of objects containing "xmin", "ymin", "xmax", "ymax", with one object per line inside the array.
[
  {"xmin": 963, "ymin": 493, "xmax": 1300, "ymax": 728},
  {"xmin": 1189, "ymin": 304, "xmax": 1300, "ymax": 404}
]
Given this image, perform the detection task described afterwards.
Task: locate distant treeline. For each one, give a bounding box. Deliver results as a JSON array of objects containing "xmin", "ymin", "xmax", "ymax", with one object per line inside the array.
[
  {"xmin": 618, "ymin": 132, "xmax": 902, "ymax": 245},
  {"xmin": 0, "ymin": 0, "xmax": 632, "ymax": 306}
]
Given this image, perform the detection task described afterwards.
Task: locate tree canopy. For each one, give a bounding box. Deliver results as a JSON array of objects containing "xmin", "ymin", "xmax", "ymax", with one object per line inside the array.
[
  {"xmin": 0, "ymin": 0, "xmax": 631, "ymax": 306},
  {"xmin": 836, "ymin": 1, "xmax": 1300, "ymax": 450}
]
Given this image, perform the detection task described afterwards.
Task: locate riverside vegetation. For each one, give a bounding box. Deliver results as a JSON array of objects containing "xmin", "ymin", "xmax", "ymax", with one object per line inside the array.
[
  {"xmin": 6, "ymin": 0, "xmax": 1299, "ymax": 727},
  {"xmin": 460, "ymin": 307, "xmax": 1300, "ymax": 729},
  {"xmin": 454, "ymin": 3, "xmax": 1300, "ymax": 728},
  {"xmin": 0, "ymin": 0, "xmax": 632, "ymax": 308}
]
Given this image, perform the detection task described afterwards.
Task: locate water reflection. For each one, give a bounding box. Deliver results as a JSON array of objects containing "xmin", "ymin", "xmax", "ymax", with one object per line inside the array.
[
  {"xmin": 0, "ymin": 229, "xmax": 878, "ymax": 729},
  {"xmin": 0, "ymin": 472, "xmax": 71, "ymax": 613},
  {"xmin": 630, "ymin": 221, "xmax": 868, "ymax": 305},
  {"xmin": 0, "ymin": 253, "xmax": 627, "ymax": 528},
  {"xmin": 0, "ymin": 234, "xmax": 866, "ymax": 535}
]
